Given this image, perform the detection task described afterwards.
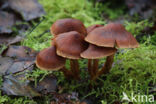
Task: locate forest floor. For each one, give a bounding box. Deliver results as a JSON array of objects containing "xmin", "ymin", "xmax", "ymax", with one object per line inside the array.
[{"xmin": 0, "ymin": 0, "xmax": 156, "ymax": 104}]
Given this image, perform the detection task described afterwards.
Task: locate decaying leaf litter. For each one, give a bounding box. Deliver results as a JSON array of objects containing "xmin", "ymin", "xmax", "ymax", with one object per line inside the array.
[
  {"xmin": 0, "ymin": 0, "xmax": 56, "ymax": 97},
  {"xmin": 0, "ymin": 0, "xmax": 45, "ymax": 54}
]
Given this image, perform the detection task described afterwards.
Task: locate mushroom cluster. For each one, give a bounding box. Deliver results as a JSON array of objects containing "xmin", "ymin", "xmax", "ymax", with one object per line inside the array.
[{"xmin": 36, "ymin": 18, "xmax": 139, "ymax": 80}]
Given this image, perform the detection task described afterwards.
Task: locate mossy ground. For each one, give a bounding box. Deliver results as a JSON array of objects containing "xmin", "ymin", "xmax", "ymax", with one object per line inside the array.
[{"xmin": 0, "ymin": 0, "xmax": 156, "ymax": 104}]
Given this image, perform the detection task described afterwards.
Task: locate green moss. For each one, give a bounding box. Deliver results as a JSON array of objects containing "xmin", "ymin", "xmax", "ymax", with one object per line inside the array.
[
  {"xmin": 100, "ymin": 44, "xmax": 156, "ymax": 103},
  {"xmin": 0, "ymin": 93, "xmax": 38, "ymax": 104},
  {"xmin": 25, "ymin": 68, "xmax": 51, "ymax": 87},
  {"xmin": 22, "ymin": 0, "xmax": 105, "ymax": 50},
  {"xmin": 125, "ymin": 19, "xmax": 153, "ymax": 37},
  {"xmin": 151, "ymin": 32, "xmax": 156, "ymax": 45}
]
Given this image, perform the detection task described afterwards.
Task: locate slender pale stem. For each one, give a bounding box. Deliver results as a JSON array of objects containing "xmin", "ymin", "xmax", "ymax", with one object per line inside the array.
[{"xmin": 92, "ymin": 54, "xmax": 115, "ymax": 80}]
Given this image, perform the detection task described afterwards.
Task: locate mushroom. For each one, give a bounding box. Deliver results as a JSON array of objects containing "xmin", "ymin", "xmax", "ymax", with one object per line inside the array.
[
  {"xmin": 84, "ymin": 23, "xmax": 139, "ymax": 80},
  {"xmin": 50, "ymin": 18, "xmax": 87, "ymax": 79},
  {"xmin": 36, "ymin": 46, "xmax": 72, "ymax": 78},
  {"xmin": 85, "ymin": 23, "xmax": 139, "ymax": 48},
  {"xmin": 86, "ymin": 24, "xmax": 103, "ymax": 78},
  {"xmin": 50, "ymin": 18, "xmax": 87, "ymax": 37},
  {"xmin": 54, "ymin": 31, "xmax": 88, "ymax": 79},
  {"xmin": 81, "ymin": 44, "xmax": 117, "ymax": 79},
  {"xmin": 87, "ymin": 24, "xmax": 103, "ymax": 34}
]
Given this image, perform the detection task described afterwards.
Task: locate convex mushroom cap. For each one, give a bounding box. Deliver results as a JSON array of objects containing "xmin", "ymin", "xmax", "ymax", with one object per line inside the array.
[
  {"xmin": 85, "ymin": 23, "xmax": 139, "ymax": 48},
  {"xmin": 81, "ymin": 44, "xmax": 117, "ymax": 59},
  {"xmin": 54, "ymin": 31, "xmax": 88, "ymax": 59},
  {"xmin": 87, "ymin": 24, "xmax": 103, "ymax": 34},
  {"xmin": 51, "ymin": 18, "xmax": 87, "ymax": 36},
  {"xmin": 36, "ymin": 46, "xmax": 66, "ymax": 71}
]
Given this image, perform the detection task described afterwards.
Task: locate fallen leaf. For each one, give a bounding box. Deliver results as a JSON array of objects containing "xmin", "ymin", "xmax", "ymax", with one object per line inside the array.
[
  {"xmin": 2, "ymin": 45, "xmax": 38, "ymax": 60},
  {"xmin": 0, "ymin": 11, "xmax": 16, "ymax": 34},
  {"xmin": 6, "ymin": 60, "xmax": 34, "ymax": 74},
  {"xmin": 35, "ymin": 75, "xmax": 57, "ymax": 94},
  {"xmin": 7, "ymin": 36, "xmax": 23, "ymax": 45},
  {"xmin": 3, "ymin": 45, "xmax": 28, "ymax": 58},
  {"xmin": 0, "ymin": 45, "xmax": 50, "ymax": 97},
  {"xmin": 2, "ymin": 75, "xmax": 41, "ymax": 97},
  {"xmin": 1, "ymin": 45, "xmax": 38, "ymax": 74},
  {"xmin": 7, "ymin": 0, "xmax": 45, "ymax": 21},
  {"xmin": 0, "ymin": 57, "xmax": 13, "ymax": 75},
  {"xmin": 0, "ymin": 35, "xmax": 23, "ymax": 45}
]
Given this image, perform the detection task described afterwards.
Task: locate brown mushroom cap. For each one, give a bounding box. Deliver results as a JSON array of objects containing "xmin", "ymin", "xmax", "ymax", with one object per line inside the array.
[
  {"xmin": 54, "ymin": 31, "xmax": 88, "ymax": 59},
  {"xmin": 85, "ymin": 23, "xmax": 139, "ymax": 48},
  {"xmin": 51, "ymin": 18, "xmax": 87, "ymax": 36},
  {"xmin": 87, "ymin": 24, "xmax": 103, "ymax": 34},
  {"xmin": 81, "ymin": 44, "xmax": 117, "ymax": 59},
  {"xmin": 36, "ymin": 46, "xmax": 66, "ymax": 71}
]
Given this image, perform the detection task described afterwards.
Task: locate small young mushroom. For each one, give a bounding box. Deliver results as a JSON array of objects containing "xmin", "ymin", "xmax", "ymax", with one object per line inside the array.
[
  {"xmin": 36, "ymin": 46, "xmax": 72, "ymax": 78},
  {"xmin": 51, "ymin": 18, "xmax": 87, "ymax": 37},
  {"xmin": 81, "ymin": 44, "xmax": 117, "ymax": 79},
  {"xmin": 85, "ymin": 23, "xmax": 139, "ymax": 80},
  {"xmin": 54, "ymin": 31, "xmax": 88, "ymax": 79}
]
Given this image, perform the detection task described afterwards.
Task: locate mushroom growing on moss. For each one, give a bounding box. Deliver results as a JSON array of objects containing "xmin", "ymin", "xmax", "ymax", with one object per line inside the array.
[
  {"xmin": 81, "ymin": 44, "xmax": 117, "ymax": 79},
  {"xmin": 50, "ymin": 18, "xmax": 87, "ymax": 79},
  {"xmin": 54, "ymin": 31, "xmax": 88, "ymax": 79},
  {"xmin": 84, "ymin": 23, "xmax": 139, "ymax": 80},
  {"xmin": 85, "ymin": 24, "xmax": 103, "ymax": 79},
  {"xmin": 36, "ymin": 46, "xmax": 72, "ymax": 79},
  {"xmin": 36, "ymin": 19, "xmax": 139, "ymax": 81}
]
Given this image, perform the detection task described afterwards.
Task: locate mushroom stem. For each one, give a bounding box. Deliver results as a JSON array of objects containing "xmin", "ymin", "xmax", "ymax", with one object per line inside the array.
[
  {"xmin": 92, "ymin": 54, "xmax": 115, "ymax": 80},
  {"xmin": 70, "ymin": 60, "xmax": 75, "ymax": 78},
  {"xmin": 88, "ymin": 59, "xmax": 93, "ymax": 78},
  {"xmin": 92, "ymin": 59, "xmax": 99, "ymax": 76},
  {"xmin": 60, "ymin": 67, "xmax": 73, "ymax": 79},
  {"xmin": 70, "ymin": 60, "xmax": 80, "ymax": 80},
  {"xmin": 74, "ymin": 60, "xmax": 80, "ymax": 80},
  {"xmin": 100, "ymin": 54, "xmax": 115, "ymax": 74},
  {"xmin": 70, "ymin": 59, "xmax": 74, "ymax": 72}
]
